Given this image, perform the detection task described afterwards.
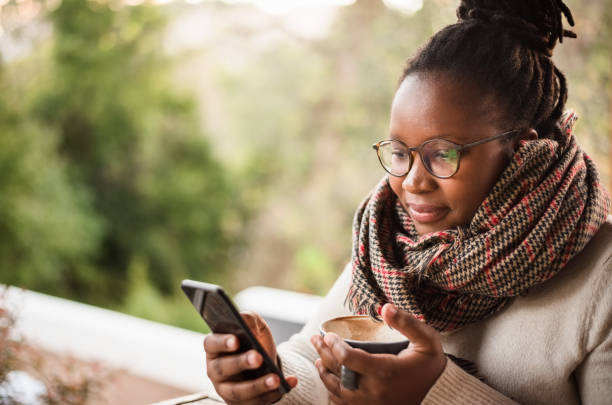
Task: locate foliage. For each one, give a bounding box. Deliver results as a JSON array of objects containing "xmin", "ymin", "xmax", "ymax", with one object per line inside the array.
[
  {"xmin": 120, "ymin": 255, "xmax": 208, "ymax": 331},
  {"xmin": 201, "ymin": 0, "xmax": 469, "ymax": 292},
  {"xmin": 0, "ymin": 0, "xmax": 609, "ymax": 330},
  {"xmin": 291, "ymin": 244, "xmax": 337, "ymax": 295},
  {"xmin": 37, "ymin": 0, "xmax": 242, "ymax": 299},
  {"xmin": 0, "ymin": 0, "xmax": 243, "ymax": 313},
  {"xmin": 0, "ymin": 292, "xmax": 22, "ymax": 405},
  {"xmin": 191, "ymin": 0, "xmax": 611, "ymax": 295},
  {"xmin": 36, "ymin": 357, "xmax": 107, "ymax": 405},
  {"xmin": 0, "ymin": 290, "xmax": 108, "ymax": 404},
  {"xmin": 0, "ymin": 76, "xmax": 103, "ymax": 300},
  {"xmin": 0, "ymin": 295, "xmax": 18, "ymax": 386}
]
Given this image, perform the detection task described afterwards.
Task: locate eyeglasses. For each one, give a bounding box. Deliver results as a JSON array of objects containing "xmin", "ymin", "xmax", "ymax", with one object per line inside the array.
[{"xmin": 372, "ymin": 130, "xmax": 519, "ymax": 179}]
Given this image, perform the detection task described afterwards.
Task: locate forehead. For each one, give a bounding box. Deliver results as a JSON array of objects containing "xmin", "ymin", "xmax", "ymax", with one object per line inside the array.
[{"xmin": 390, "ymin": 73, "xmax": 502, "ymax": 142}]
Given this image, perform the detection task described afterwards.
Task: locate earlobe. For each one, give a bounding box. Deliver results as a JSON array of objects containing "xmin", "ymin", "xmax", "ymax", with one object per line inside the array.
[
  {"xmin": 525, "ymin": 128, "xmax": 538, "ymax": 141},
  {"xmin": 513, "ymin": 128, "xmax": 538, "ymax": 151}
]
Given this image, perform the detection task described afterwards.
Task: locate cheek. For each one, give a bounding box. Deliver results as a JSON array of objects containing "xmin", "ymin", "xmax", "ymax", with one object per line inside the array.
[
  {"xmin": 385, "ymin": 146, "xmax": 510, "ymax": 230},
  {"xmin": 449, "ymin": 151, "xmax": 510, "ymax": 217},
  {"xmin": 442, "ymin": 178, "xmax": 488, "ymax": 222},
  {"xmin": 388, "ymin": 176, "xmax": 404, "ymax": 199}
]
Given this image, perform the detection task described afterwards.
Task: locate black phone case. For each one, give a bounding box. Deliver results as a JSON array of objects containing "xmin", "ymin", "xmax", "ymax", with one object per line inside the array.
[{"xmin": 181, "ymin": 279, "xmax": 291, "ymax": 393}]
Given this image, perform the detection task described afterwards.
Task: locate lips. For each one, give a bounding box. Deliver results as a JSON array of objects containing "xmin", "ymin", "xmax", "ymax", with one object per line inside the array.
[{"xmin": 406, "ymin": 203, "xmax": 449, "ymax": 224}]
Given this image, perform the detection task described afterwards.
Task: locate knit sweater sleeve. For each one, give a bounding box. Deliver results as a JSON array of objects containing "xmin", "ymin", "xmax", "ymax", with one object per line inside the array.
[
  {"xmin": 573, "ymin": 243, "xmax": 612, "ymax": 405},
  {"xmin": 274, "ymin": 264, "xmax": 353, "ymax": 405},
  {"xmin": 422, "ymin": 359, "xmax": 519, "ymax": 404}
]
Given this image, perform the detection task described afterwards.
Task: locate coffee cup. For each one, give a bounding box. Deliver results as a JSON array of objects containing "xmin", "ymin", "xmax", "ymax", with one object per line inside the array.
[{"xmin": 319, "ymin": 315, "xmax": 410, "ymax": 390}]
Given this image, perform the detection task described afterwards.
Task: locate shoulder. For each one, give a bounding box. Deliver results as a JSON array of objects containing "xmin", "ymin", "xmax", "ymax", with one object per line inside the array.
[
  {"xmin": 571, "ymin": 215, "xmax": 612, "ymax": 348},
  {"xmin": 523, "ymin": 215, "xmax": 612, "ymax": 348},
  {"xmin": 568, "ymin": 215, "xmax": 612, "ymax": 284},
  {"xmin": 583, "ymin": 215, "xmax": 612, "ymax": 257},
  {"xmin": 531, "ymin": 215, "xmax": 611, "ymax": 299},
  {"xmin": 499, "ymin": 215, "xmax": 612, "ymax": 343}
]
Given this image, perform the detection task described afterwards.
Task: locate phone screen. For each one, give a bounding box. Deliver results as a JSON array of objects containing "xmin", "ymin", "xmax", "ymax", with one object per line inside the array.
[
  {"xmin": 189, "ymin": 287, "xmax": 245, "ymax": 336},
  {"xmin": 181, "ymin": 280, "xmax": 292, "ymax": 393}
]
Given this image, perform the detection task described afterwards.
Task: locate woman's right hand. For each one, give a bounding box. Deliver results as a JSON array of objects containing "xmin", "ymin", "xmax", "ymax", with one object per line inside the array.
[{"xmin": 203, "ymin": 311, "xmax": 298, "ymax": 405}]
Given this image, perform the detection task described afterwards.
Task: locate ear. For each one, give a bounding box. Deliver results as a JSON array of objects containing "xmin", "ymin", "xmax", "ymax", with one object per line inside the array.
[
  {"xmin": 512, "ymin": 128, "xmax": 538, "ymax": 151},
  {"xmin": 521, "ymin": 128, "xmax": 538, "ymax": 141}
]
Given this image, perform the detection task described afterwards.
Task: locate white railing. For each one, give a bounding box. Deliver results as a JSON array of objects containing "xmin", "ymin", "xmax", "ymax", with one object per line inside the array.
[
  {"xmin": 3, "ymin": 285, "xmax": 323, "ymax": 394},
  {"xmin": 4, "ymin": 286, "xmax": 208, "ymax": 393}
]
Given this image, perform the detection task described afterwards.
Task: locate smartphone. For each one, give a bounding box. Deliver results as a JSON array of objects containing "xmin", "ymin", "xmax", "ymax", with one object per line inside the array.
[{"xmin": 181, "ymin": 279, "xmax": 292, "ymax": 393}]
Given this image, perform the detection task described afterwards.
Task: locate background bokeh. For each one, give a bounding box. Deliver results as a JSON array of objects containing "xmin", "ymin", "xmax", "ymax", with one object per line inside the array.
[{"xmin": 1, "ymin": 0, "xmax": 610, "ymax": 331}]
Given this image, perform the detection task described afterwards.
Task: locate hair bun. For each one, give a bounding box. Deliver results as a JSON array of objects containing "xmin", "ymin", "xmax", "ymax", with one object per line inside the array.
[{"xmin": 457, "ymin": 0, "xmax": 576, "ymax": 57}]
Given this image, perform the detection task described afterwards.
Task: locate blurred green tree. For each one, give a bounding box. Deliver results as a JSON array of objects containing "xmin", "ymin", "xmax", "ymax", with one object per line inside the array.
[
  {"xmin": 0, "ymin": 0, "xmax": 242, "ymax": 309},
  {"xmin": 208, "ymin": 0, "xmax": 456, "ymax": 293},
  {"xmin": 186, "ymin": 0, "xmax": 609, "ymax": 295},
  {"xmin": 0, "ymin": 0, "xmax": 609, "ymax": 323},
  {"xmin": 0, "ymin": 78, "xmax": 102, "ymax": 297}
]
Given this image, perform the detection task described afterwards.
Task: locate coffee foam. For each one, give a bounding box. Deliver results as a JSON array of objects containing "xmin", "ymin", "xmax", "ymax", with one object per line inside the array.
[{"xmin": 322, "ymin": 316, "xmax": 406, "ymax": 342}]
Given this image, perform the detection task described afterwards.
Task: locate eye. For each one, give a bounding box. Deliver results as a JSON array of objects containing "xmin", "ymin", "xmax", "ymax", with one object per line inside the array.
[
  {"xmin": 392, "ymin": 149, "xmax": 410, "ymax": 159},
  {"xmin": 436, "ymin": 148, "xmax": 458, "ymax": 163}
]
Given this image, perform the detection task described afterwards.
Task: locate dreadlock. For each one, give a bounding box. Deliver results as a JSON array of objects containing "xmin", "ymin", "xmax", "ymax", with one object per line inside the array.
[{"xmin": 402, "ymin": 0, "xmax": 576, "ymax": 145}]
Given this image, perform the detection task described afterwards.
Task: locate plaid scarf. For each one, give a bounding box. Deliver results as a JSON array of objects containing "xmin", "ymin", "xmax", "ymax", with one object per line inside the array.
[{"xmin": 347, "ymin": 123, "xmax": 610, "ymax": 332}]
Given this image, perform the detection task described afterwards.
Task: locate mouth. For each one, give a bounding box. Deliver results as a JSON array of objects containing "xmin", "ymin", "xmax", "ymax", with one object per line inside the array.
[{"xmin": 406, "ymin": 203, "xmax": 450, "ymax": 224}]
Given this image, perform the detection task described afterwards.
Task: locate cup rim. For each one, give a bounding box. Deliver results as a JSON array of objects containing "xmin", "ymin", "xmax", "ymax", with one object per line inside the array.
[{"xmin": 320, "ymin": 315, "xmax": 409, "ymax": 345}]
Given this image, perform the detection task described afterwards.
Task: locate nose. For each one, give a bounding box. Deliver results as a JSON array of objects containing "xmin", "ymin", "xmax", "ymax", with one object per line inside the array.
[{"xmin": 402, "ymin": 152, "xmax": 437, "ymax": 193}]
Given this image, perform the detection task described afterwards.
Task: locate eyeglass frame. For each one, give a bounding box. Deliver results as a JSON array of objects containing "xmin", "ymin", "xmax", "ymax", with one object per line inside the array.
[{"xmin": 372, "ymin": 129, "xmax": 520, "ymax": 179}]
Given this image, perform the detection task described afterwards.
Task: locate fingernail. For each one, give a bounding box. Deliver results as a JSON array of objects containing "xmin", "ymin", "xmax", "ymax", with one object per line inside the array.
[
  {"xmin": 265, "ymin": 375, "xmax": 278, "ymax": 388},
  {"xmin": 323, "ymin": 333, "xmax": 335, "ymax": 346},
  {"xmin": 254, "ymin": 316, "xmax": 265, "ymax": 332},
  {"xmin": 311, "ymin": 336, "xmax": 321, "ymax": 349},
  {"xmin": 248, "ymin": 352, "xmax": 258, "ymax": 366},
  {"xmin": 226, "ymin": 337, "xmax": 237, "ymax": 349},
  {"xmin": 387, "ymin": 304, "xmax": 398, "ymax": 317}
]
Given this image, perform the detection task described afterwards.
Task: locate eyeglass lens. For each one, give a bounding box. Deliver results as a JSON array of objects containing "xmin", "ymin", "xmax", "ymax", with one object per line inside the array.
[{"xmin": 378, "ymin": 139, "xmax": 459, "ymax": 178}]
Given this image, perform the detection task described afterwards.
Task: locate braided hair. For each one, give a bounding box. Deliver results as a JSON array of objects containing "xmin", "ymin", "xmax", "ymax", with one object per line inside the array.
[{"xmin": 402, "ymin": 0, "xmax": 576, "ymax": 144}]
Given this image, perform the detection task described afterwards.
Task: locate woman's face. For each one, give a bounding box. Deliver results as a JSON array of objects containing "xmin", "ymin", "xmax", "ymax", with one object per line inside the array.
[{"xmin": 388, "ymin": 73, "xmax": 514, "ymax": 236}]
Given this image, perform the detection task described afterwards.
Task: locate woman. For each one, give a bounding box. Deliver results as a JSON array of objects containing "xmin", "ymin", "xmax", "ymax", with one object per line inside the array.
[{"xmin": 203, "ymin": 0, "xmax": 612, "ymax": 403}]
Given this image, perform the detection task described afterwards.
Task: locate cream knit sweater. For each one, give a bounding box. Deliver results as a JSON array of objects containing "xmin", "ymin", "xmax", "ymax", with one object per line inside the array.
[{"xmin": 273, "ymin": 216, "xmax": 612, "ymax": 405}]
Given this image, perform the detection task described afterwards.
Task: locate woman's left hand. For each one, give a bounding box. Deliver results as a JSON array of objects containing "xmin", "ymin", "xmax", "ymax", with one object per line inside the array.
[{"xmin": 310, "ymin": 304, "xmax": 447, "ymax": 405}]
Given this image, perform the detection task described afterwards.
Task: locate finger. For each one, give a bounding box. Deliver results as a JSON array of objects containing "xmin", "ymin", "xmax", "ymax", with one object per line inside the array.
[
  {"xmin": 207, "ymin": 350, "xmax": 262, "ymax": 381},
  {"xmin": 329, "ymin": 392, "xmax": 345, "ymax": 405},
  {"xmin": 315, "ymin": 358, "xmax": 342, "ymax": 398},
  {"xmin": 204, "ymin": 334, "xmax": 239, "ymax": 359},
  {"xmin": 216, "ymin": 372, "xmax": 282, "ymax": 403},
  {"xmin": 241, "ymin": 312, "xmax": 277, "ymax": 361},
  {"xmin": 240, "ymin": 311, "xmax": 266, "ymax": 333},
  {"xmin": 323, "ymin": 332, "xmax": 376, "ymax": 375},
  {"xmin": 381, "ymin": 303, "xmax": 440, "ymax": 353},
  {"xmin": 315, "ymin": 359, "xmax": 354, "ymax": 405},
  {"xmin": 311, "ymin": 335, "xmax": 341, "ymax": 375}
]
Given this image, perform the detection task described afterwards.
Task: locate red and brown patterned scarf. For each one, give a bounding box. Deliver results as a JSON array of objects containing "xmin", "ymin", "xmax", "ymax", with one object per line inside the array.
[{"xmin": 347, "ymin": 122, "xmax": 611, "ymax": 332}]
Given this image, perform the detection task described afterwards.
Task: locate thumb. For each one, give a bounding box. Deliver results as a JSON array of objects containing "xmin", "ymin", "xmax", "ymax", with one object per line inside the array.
[{"xmin": 381, "ymin": 303, "xmax": 440, "ymax": 354}]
